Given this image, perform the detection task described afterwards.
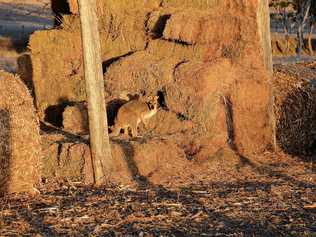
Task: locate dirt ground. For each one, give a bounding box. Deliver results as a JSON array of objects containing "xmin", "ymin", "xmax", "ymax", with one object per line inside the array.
[{"xmin": 0, "ymin": 151, "xmax": 315, "ymax": 236}]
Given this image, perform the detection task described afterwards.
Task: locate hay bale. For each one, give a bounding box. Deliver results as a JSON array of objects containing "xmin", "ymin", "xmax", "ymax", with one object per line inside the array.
[
  {"xmin": 230, "ymin": 75, "xmax": 274, "ymax": 155},
  {"xmin": 164, "ymin": 59, "xmax": 235, "ymax": 131},
  {"xmin": 59, "ymin": 143, "xmax": 93, "ymax": 183},
  {"xmin": 273, "ymin": 64, "xmax": 316, "ymax": 155},
  {"xmin": 30, "ymin": 10, "xmax": 149, "ymax": 117},
  {"xmin": 104, "ymin": 51, "xmax": 178, "ymax": 96},
  {"xmin": 158, "ymin": 0, "xmax": 255, "ymax": 10},
  {"xmin": 41, "ymin": 133, "xmax": 62, "ymax": 178},
  {"xmin": 29, "ymin": 17, "xmax": 85, "ymax": 118},
  {"xmin": 146, "ymin": 39, "xmax": 211, "ymax": 61},
  {"xmin": 63, "ymin": 103, "xmax": 88, "ymax": 134},
  {"xmin": 102, "ymin": 0, "xmax": 161, "ymax": 11},
  {"xmin": 41, "ymin": 133, "xmax": 93, "ymax": 184},
  {"xmin": 40, "ymin": 132, "xmax": 191, "ymax": 186},
  {"xmin": 0, "ymin": 71, "xmax": 41, "ymax": 195},
  {"xmin": 110, "ymin": 138, "xmax": 191, "ymax": 186},
  {"xmin": 105, "ymin": 54, "xmax": 273, "ymax": 155},
  {"xmin": 40, "ymin": 133, "xmax": 192, "ymax": 186},
  {"xmin": 163, "ymin": 11, "xmax": 241, "ymax": 46},
  {"xmin": 31, "ymin": 0, "xmax": 273, "ymax": 163},
  {"xmin": 164, "ymin": 59, "xmax": 273, "ymax": 155}
]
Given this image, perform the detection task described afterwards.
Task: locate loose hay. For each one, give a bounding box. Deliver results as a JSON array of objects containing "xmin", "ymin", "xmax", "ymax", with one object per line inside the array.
[{"xmin": 0, "ymin": 71, "xmax": 41, "ymax": 195}]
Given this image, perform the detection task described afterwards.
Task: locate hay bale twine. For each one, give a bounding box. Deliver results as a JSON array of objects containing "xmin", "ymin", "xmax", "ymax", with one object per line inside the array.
[{"xmin": 0, "ymin": 71, "xmax": 41, "ymax": 195}]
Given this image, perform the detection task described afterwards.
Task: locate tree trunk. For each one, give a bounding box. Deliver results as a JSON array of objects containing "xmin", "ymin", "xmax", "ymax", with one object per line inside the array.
[
  {"xmin": 283, "ymin": 8, "xmax": 290, "ymax": 53},
  {"xmin": 308, "ymin": 22, "xmax": 314, "ymax": 55},
  {"xmin": 297, "ymin": 24, "xmax": 304, "ymax": 58},
  {"xmin": 77, "ymin": 0, "xmax": 113, "ymax": 185},
  {"xmin": 296, "ymin": 0, "xmax": 312, "ymax": 58}
]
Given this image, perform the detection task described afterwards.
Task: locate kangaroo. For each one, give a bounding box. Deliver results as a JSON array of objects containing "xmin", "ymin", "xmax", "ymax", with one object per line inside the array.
[{"xmin": 110, "ymin": 95, "xmax": 159, "ymax": 137}]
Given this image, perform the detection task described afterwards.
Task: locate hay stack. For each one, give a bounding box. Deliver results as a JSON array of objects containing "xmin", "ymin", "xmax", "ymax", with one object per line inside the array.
[
  {"xmin": 29, "ymin": 10, "xmax": 149, "ymax": 118},
  {"xmin": 273, "ymin": 64, "xmax": 316, "ymax": 155},
  {"xmin": 0, "ymin": 71, "xmax": 41, "ymax": 195},
  {"xmin": 30, "ymin": 0, "xmax": 274, "ymax": 162}
]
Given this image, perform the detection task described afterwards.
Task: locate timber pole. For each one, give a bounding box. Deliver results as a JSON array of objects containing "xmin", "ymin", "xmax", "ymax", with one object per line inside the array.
[
  {"xmin": 78, "ymin": 0, "xmax": 113, "ymax": 185},
  {"xmin": 257, "ymin": 0, "xmax": 276, "ymax": 151},
  {"xmin": 258, "ymin": 0, "xmax": 273, "ymax": 74}
]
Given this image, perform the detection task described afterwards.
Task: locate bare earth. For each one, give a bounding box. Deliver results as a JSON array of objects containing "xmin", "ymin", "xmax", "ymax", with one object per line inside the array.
[{"xmin": 0, "ymin": 151, "xmax": 315, "ymax": 236}]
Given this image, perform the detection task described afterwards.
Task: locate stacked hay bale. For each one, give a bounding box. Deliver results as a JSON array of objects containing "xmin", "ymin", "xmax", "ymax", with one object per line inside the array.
[
  {"xmin": 103, "ymin": 1, "xmax": 274, "ymax": 156},
  {"xmin": 30, "ymin": 0, "xmax": 274, "ymax": 183},
  {"xmin": 0, "ymin": 71, "xmax": 41, "ymax": 195}
]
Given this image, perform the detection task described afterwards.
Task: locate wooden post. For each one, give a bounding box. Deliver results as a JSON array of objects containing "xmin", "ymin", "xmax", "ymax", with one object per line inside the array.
[
  {"xmin": 257, "ymin": 0, "xmax": 276, "ymax": 151},
  {"xmin": 78, "ymin": 0, "xmax": 112, "ymax": 185},
  {"xmin": 257, "ymin": 0, "xmax": 273, "ymax": 73}
]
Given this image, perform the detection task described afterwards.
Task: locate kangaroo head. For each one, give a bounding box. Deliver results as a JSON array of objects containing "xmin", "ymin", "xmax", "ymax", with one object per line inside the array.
[{"xmin": 146, "ymin": 95, "xmax": 159, "ymax": 110}]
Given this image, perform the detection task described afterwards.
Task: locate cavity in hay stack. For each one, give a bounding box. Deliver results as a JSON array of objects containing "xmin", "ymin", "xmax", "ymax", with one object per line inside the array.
[{"xmin": 0, "ymin": 71, "xmax": 41, "ymax": 195}]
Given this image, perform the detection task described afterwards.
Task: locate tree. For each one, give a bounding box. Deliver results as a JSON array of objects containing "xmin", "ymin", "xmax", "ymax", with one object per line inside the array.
[
  {"xmin": 77, "ymin": 0, "xmax": 113, "ymax": 185},
  {"xmin": 307, "ymin": 2, "xmax": 316, "ymax": 55},
  {"xmin": 270, "ymin": 1, "xmax": 296, "ymax": 53},
  {"xmin": 294, "ymin": 0, "xmax": 312, "ymax": 58}
]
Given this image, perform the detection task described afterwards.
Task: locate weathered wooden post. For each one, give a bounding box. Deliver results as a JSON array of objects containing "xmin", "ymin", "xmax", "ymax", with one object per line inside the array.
[
  {"xmin": 77, "ymin": 0, "xmax": 113, "ymax": 185},
  {"xmin": 257, "ymin": 0, "xmax": 276, "ymax": 150},
  {"xmin": 258, "ymin": 0, "xmax": 273, "ymax": 73}
]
